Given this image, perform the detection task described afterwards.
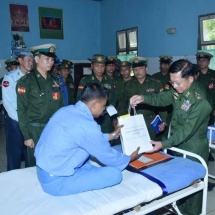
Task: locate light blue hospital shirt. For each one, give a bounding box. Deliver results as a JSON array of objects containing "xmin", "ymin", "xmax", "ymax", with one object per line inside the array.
[{"xmin": 35, "ymin": 101, "xmax": 130, "ymax": 176}]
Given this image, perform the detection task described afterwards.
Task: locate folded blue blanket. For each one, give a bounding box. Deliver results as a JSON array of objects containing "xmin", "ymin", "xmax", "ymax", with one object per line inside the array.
[{"xmin": 113, "ymin": 145, "xmax": 206, "ymax": 194}]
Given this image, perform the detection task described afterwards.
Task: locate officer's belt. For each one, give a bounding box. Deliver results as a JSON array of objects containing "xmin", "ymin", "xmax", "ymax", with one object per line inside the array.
[{"xmin": 29, "ymin": 123, "xmax": 46, "ymax": 128}]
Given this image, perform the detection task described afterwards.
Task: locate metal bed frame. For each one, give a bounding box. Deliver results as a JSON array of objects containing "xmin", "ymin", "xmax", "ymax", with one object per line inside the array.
[{"xmin": 116, "ymin": 147, "xmax": 208, "ymax": 215}]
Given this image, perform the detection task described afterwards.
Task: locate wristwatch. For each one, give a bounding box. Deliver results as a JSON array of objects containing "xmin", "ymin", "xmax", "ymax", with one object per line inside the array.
[{"xmin": 111, "ymin": 132, "xmax": 117, "ymax": 140}]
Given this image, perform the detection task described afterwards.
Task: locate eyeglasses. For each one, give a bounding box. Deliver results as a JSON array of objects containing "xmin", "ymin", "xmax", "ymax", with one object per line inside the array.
[{"xmin": 169, "ymin": 80, "xmax": 184, "ymax": 86}]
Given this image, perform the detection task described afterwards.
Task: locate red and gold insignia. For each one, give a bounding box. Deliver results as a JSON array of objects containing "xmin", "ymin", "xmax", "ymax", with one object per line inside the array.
[
  {"xmin": 3, "ymin": 81, "xmax": 9, "ymax": 87},
  {"xmin": 209, "ymin": 83, "xmax": 214, "ymax": 89},
  {"xmin": 52, "ymin": 92, "xmax": 60, "ymax": 100},
  {"xmin": 160, "ymin": 87, "xmax": 164, "ymax": 92},
  {"xmin": 17, "ymin": 86, "xmax": 26, "ymax": 94},
  {"xmin": 78, "ymin": 84, "xmax": 84, "ymax": 90},
  {"xmin": 134, "ymin": 58, "xmax": 139, "ymax": 63}
]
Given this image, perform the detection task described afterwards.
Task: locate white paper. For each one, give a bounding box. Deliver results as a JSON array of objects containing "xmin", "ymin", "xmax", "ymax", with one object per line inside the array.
[
  {"xmin": 118, "ymin": 114, "xmax": 152, "ymax": 155},
  {"xmin": 138, "ymin": 155, "xmax": 153, "ymax": 163},
  {"xmin": 106, "ymin": 105, "xmax": 118, "ymax": 116}
]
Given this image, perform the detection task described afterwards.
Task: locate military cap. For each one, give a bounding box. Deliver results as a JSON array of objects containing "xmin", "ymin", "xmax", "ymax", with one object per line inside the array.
[
  {"xmin": 106, "ymin": 56, "xmax": 117, "ymax": 65},
  {"xmin": 13, "ymin": 48, "xmax": 33, "ymax": 58},
  {"xmin": 159, "ymin": 55, "xmax": 173, "ymax": 64},
  {"xmin": 196, "ymin": 52, "xmax": 213, "ymax": 60},
  {"xmin": 61, "ymin": 59, "xmax": 73, "ymax": 68},
  {"xmin": 88, "ymin": 54, "xmax": 107, "ymax": 63},
  {"xmin": 30, "ymin": 43, "xmax": 56, "ymax": 58},
  {"xmin": 121, "ymin": 61, "xmax": 131, "ymax": 67},
  {"xmin": 129, "ymin": 56, "xmax": 148, "ymax": 68},
  {"xmin": 58, "ymin": 60, "xmax": 73, "ymax": 70},
  {"xmin": 4, "ymin": 58, "xmax": 19, "ymax": 66}
]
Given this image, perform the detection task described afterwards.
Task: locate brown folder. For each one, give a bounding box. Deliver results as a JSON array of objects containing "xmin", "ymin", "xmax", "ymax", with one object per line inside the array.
[{"xmin": 129, "ymin": 152, "xmax": 172, "ymax": 170}]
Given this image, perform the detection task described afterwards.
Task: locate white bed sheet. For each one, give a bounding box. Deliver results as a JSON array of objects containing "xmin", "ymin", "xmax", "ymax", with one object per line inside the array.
[{"xmin": 0, "ymin": 167, "xmax": 162, "ymax": 215}]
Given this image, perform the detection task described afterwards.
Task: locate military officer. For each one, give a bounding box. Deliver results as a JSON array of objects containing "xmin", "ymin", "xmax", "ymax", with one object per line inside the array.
[
  {"xmin": 77, "ymin": 54, "xmax": 118, "ymax": 136},
  {"xmin": 121, "ymin": 56, "xmax": 163, "ymax": 140},
  {"xmin": 16, "ymin": 44, "xmax": 64, "ymax": 167},
  {"xmin": 152, "ymin": 55, "xmax": 173, "ymax": 140},
  {"xmin": 0, "ymin": 58, "xmax": 19, "ymax": 102},
  {"xmin": 130, "ymin": 59, "xmax": 211, "ymax": 215},
  {"xmin": 2, "ymin": 49, "xmax": 33, "ymax": 170},
  {"xmin": 5, "ymin": 58, "xmax": 19, "ymax": 72},
  {"xmin": 196, "ymin": 52, "xmax": 215, "ymax": 161},
  {"xmin": 117, "ymin": 61, "xmax": 132, "ymax": 115},
  {"xmin": 55, "ymin": 60, "xmax": 75, "ymax": 105}
]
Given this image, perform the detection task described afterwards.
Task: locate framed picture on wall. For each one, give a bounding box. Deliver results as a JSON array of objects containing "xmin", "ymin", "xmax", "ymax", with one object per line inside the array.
[
  {"xmin": 9, "ymin": 4, "xmax": 30, "ymax": 32},
  {"xmin": 38, "ymin": 7, "xmax": 64, "ymax": 39}
]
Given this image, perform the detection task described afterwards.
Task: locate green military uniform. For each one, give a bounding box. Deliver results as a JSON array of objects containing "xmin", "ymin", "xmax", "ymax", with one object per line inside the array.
[
  {"xmin": 122, "ymin": 76, "xmax": 162, "ymax": 140},
  {"xmin": 56, "ymin": 60, "xmax": 76, "ymax": 105},
  {"xmin": 143, "ymin": 81, "xmax": 211, "ymax": 214},
  {"xmin": 17, "ymin": 44, "xmax": 64, "ymax": 167},
  {"xmin": 152, "ymin": 55, "xmax": 173, "ymax": 140},
  {"xmin": 196, "ymin": 52, "xmax": 215, "ymax": 125},
  {"xmin": 66, "ymin": 75, "xmax": 76, "ymax": 105},
  {"xmin": 77, "ymin": 73, "xmax": 118, "ymax": 133}
]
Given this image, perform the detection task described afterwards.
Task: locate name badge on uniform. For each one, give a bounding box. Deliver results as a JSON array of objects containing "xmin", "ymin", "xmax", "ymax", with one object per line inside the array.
[
  {"xmin": 181, "ymin": 100, "xmax": 191, "ymax": 112},
  {"xmin": 52, "ymin": 92, "xmax": 60, "ymax": 100},
  {"xmin": 146, "ymin": 88, "xmax": 155, "ymax": 93}
]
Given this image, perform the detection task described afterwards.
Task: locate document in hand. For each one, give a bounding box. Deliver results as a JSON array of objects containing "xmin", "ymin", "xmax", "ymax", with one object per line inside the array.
[
  {"xmin": 129, "ymin": 152, "xmax": 172, "ymax": 170},
  {"xmin": 150, "ymin": 115, "xmax": 163, "ymax": 134},
  {"xmin": 118, "ymin": 114, "xmax": 153, "ymax": 155}
]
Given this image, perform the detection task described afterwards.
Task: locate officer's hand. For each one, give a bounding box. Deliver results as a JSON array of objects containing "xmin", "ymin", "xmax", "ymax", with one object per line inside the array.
[
  {"xmin": 146, "ymin": 141, "xmax": 163, "ymax": 153},
  {"xmin": 130, "ymin": 147, "xmax": 142, "ymax": 162},
  {"xmin": 130, "ymin": 95, "xmax": 144, "ymax": 108},
  {"xmin": 24, "ymin": 139, "xmax": 35, "ymax": 148}
]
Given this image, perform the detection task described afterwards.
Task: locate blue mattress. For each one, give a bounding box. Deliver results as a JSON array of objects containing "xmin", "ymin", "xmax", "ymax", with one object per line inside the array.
[{"xmin": 113, "ymin": 145, "xmax": 206, "ymax": 194}]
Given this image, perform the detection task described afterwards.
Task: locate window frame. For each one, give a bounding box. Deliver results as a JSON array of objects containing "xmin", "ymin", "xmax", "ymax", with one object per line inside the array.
[
  {"xmin": 116, "ymin": 27, "xmax": 138, "ymax": 55},
  {"xmin": 198, "ymin": 13, "xmax": 215, "ymax": 49}
]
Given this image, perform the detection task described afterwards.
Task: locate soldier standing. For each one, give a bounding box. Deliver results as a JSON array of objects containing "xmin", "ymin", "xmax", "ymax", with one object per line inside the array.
[{"xmin": 16, "ymin": 44, "xmax": 64, "ymax": 167}]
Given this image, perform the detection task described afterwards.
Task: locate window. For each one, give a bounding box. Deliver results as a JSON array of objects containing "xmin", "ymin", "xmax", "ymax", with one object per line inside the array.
[
  {"xmin": 198, "ymin": 13, "xmax": 215, "ymax": 69},
  {"xmin": 198, "ymin": 13, "xmax": 215, "ymax": 50},
  {"xmin": 116, "ymin": 27, "xmax": 138, "ymax": 55}
]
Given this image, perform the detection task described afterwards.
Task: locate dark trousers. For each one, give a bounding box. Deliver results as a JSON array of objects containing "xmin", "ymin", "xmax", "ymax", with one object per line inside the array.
[{"xmin": 5, "ymin": 114, "xmax": 28, "ymax": 171}]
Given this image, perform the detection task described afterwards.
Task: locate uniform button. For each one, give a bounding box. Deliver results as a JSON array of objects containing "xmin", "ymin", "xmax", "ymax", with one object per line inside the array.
[{"xmin": 50, "ymin": 100, "xmax": 51, "ymax": 101}]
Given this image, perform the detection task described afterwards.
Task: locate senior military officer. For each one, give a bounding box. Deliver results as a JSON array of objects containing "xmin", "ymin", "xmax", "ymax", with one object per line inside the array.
[
  {"xmin": 2, "ymin": 49, "xmax": 33, "ymax": 170},
  {"xmin": 121, "ymin": 57, "xmax": 163, "ymax": 140},
  {"xmin": 130, "ymin": 59, "xmax": 211, "ymax": 215},
  {"xmin": 55, "ymin": 60, "xmax": 75, "ymax": 105},
  {"xmin": 152, "ymin": 55, "xmax": 173, "ymax": 139},
  {"xmin": 77, "ymin": 54, "xmax": 118, "ymax": 137},
  {"xmin": 16, "ymin": 44, "xmax": 64, "ymax": 167}
]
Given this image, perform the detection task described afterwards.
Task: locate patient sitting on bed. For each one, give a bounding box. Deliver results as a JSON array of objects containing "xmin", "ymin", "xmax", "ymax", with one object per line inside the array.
[{"xmin": 34, "ymin": 83, "xmax": 140, "ymax": 196}]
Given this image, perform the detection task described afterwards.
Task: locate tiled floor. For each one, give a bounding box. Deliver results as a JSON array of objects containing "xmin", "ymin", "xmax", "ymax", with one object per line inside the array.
[{"xmin": 0, "ymin": 119, "xmax": 215, "ymax": 214}]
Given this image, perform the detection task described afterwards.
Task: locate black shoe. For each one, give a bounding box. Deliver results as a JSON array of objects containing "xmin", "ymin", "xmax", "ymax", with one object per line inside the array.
[
  {"xmin": 208, "ymin": 182, "xmax": 215, "ymax": 191},
  {"xmin": 208, "ymin": 152, "xmax": 214, "ymax": 162}
]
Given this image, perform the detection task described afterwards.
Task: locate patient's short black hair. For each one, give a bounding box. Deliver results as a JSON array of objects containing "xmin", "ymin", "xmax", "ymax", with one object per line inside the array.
[{"xmin": 80, "ymin": 82, "xmax": 109, "ymax": 103}]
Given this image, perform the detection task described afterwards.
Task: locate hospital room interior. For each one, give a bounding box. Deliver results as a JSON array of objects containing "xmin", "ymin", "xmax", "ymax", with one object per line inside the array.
[{"xmin": 1, "ymin": 0, "xmax": 215, "ymax": 214}]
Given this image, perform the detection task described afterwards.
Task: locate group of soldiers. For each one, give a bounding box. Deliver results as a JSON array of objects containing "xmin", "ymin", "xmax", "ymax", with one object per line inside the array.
[{"xmin": 0, "ymin": 45, "xmax": 215, "ymax": 173}]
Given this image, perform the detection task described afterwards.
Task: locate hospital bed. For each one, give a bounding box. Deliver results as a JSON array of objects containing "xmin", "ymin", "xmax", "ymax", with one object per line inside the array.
[{"xmin": 0, "ymin": 147, "xmax": 208, "ymax": 215}]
